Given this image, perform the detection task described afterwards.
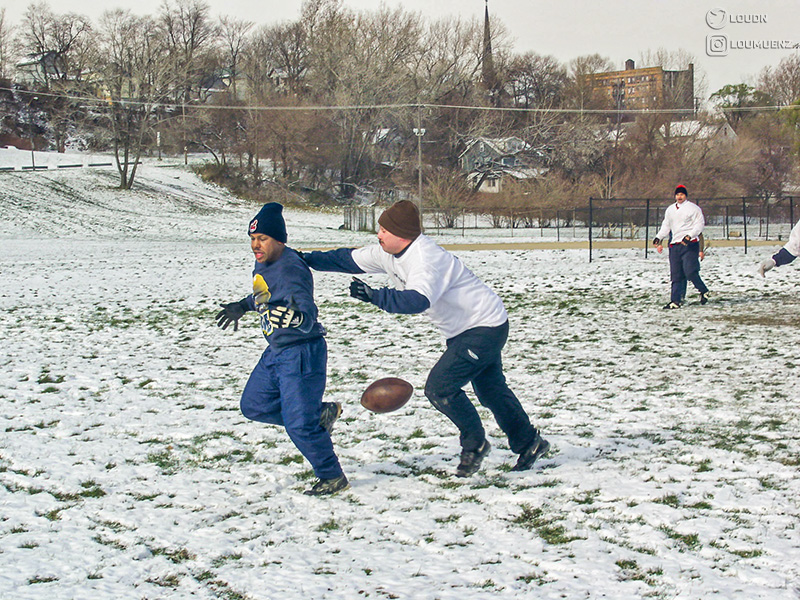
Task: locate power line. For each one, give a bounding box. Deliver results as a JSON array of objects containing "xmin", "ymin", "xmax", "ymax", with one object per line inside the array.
[{"xmin": 2, "ymin": 86, "xmax": 794, "ymax": 115}]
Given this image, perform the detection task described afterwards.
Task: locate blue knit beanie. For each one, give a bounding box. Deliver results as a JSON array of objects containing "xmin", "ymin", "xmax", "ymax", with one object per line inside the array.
[{"xmin": 248, "ymin": 202, "xmax": 287, "ymax": 243}]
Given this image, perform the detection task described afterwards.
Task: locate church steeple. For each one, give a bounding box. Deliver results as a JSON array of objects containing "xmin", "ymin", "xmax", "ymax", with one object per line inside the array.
[{"xmin": 481, "ymin": 0, "xmax": 498, "ymax": 96}]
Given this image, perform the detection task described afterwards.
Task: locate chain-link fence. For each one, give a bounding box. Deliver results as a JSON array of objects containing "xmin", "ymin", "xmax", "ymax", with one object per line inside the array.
[
  {"xmin": 343, "ymin": 206, "xmax": 377, "ymax": 232},
  {"xmin": 343, "ymin": 197, "xmax": 798, "ymax": 261}
]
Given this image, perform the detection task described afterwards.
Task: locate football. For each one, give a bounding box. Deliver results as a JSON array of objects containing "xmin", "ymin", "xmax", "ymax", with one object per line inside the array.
[{"xmin": 360, "ymin": 377, "xmax": 413, "ymax": 413}]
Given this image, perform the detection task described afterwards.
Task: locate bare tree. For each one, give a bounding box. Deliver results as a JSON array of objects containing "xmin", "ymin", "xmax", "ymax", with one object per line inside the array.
[
  {"xmin": 245, "ymin": 20, "xmax": 310, "ymax": 98},
  {"xmin": 565, "ymin": 53, "xmax": 614, "ymax": 114},
  {"xmin": 217, "ymin": 16, "xmax": 252, "ymax": 99},
  {"xmin": 95, "ymin": 9, "xmax": 176, "ymax": 189},
  {"xmin": 506, "ymin": 52, "xmax": 567, "ymax": 110},
  {"xmin": 740, "ymin": 114, "xmax": 795, "ymax": 200},
  {"xmin": 425, "ymin": 169, "xmax": 474, "ymax": 227},
  {"xmin": 159, "ymin": 0, "xmax": 218, "ymax": 101},
  {"xmin": 305, "ymin": 2, "xmax": 422, "ymax": 196},
  {"xmin": 757, "ymin": 53, "xmax": 800, "ymax": 106},
  {"xmin": 18, "ymin": 1, "xmax": 93, "ymax": 86},
  {"xmin": 0, "ymin": 8, "xmax": 15, "ymax": 80}
]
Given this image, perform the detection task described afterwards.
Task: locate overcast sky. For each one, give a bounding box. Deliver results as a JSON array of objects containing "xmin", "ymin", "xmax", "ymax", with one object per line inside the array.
[{"xmin": 4, "ymin": 0, "xmax": 800, "ymax": 100}]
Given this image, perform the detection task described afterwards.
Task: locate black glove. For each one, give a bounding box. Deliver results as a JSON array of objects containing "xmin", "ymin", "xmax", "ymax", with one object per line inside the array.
[
  {"xmin": 267, "ymin": 305, "xmax": 305, "ymax": 329},
  {"xmin": 681, "ymin": 235, "xmax": 691, "ymax": 245},
  {"xmin": 349, "ymin": 277, "xmax": 374, "ymax": 303},
  {"xmin": 652, "ymin": 237, "xmax": 661, "ymax": 246},
  {"xmin": 216, "ymin": 299, "xmax": 249, "ymax": 331}
]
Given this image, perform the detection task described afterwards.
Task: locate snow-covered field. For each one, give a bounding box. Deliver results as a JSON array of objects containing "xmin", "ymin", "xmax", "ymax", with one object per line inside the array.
[{"xmin": 1, "ymin": 150, "xmax": 799, "ymax": 599}]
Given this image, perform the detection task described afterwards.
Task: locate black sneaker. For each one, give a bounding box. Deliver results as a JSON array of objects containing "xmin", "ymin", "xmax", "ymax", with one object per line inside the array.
[
  {"xmin": 319, "ymin": 402, "xmax": 342, "ymax": 434},
  {"xmin": 455, "ymin": 440, "xmax": 491, "ymax": 477},
  {"xmin": 304, "ymin": 474, "xmax": 349, "ymax": 496},
  {"xmin": 663, "ymin": 301, "xmax": 681, "ymax": 309},
  {"xmin": 700, "ymin": 291, "xmax": 709, "ymax": 305},
  {"xmin": 511, "ymin": 435, "xmax": 551, "ymax": 471}
]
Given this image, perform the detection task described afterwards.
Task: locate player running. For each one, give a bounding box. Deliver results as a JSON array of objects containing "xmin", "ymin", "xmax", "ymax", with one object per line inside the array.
[
  {"xmin": 759, "ymin": 218, "xmax": 800, "ymax": 276},
  {"xmin": 302, "ymin": 200, "xmax": 549, "ymax": 477}
]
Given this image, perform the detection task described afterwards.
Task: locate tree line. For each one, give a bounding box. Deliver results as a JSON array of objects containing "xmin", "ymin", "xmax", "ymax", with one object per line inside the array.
[{"xmin": 0, "ymin": 0, "xmax": 799, "ymax": 213}]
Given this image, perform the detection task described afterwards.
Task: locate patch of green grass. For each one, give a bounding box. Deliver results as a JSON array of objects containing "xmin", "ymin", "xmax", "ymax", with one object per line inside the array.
[
  {"xmin": 517, "ymin": 572, "xmax": 547, "ymax": 585},
  {"xmin": 434, "ymin": 514, "xmax": 461, "ymax": 524},
  {"xmin": 695, "ymin": 459, "xmax": 713, "ymax": 472},
  {"xmin": 728, "ymin": 548, "xmax": 763, "ymax": 558},
  {"xmin": 655, "ymin": 494, "xmax": 680, "ymax": 508},
  {"xmin": 80, "ymin": 481, "xmax": 106, "ymax": 498},
  {"xmin": 211, "ymin": 553, "xmax": 243, "ymax": 568},
  {"xmin": 151, "ymin": 546, "xmax": 195, "ymax": 563},
  {"xmin": 146, "ymin": 574, "xmax": 181, "ymax": 588},
  {"xmin": 511, "ymin": 504, "xmax": 579, "ymax": 545},
  {"xmin": 93, "ymin": 535, "xmax": 127, "ymax": 551},
  {"xmin": 38, "ymin": 372, "xmax": 65, "ymax": 384},
  {"xmin": 574, "ymin": 489, "xmax": 600, "ymax": 505},
  {"xmin": 147, "ymin": 448, "xmax": 180, "ymax": 474},
  {"xmin": 317, "ymin": 518, "xmax": 340, "ymax": 532},
  {"xmin": 659, "ymin": 525, "xmax": 700, "ymax": 550}
]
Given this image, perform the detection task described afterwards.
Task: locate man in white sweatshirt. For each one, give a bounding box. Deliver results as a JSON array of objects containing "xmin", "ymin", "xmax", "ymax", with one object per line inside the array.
[
  {"xmin": 758, "ymin": 218, "xmax": 800, "ymax": 276},
  {"xmin": 653, "ymin": 185, "xmax": 710, "ymax": 309},
  {"xmin": 303, "ymin": 200, "xmax": 549, "ymax": 477}
]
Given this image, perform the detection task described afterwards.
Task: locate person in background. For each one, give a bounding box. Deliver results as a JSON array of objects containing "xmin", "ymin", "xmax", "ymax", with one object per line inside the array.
[
  {"xmin": 759, "ymin": 218, "xmax": 800, "ymax": 276},
  {"xmin": 653, "ymin": 185, "xmax": 710, "ymax": 309}
]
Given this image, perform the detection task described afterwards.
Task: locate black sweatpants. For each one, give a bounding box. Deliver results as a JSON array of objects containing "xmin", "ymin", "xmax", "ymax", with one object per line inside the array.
[{"xmin": 424, "ymin": 321, "xmax": 537, "ymax": 454}]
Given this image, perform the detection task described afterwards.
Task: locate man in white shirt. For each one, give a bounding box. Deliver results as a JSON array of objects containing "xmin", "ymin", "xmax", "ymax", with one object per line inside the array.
[
  {"xmin": 758, "ymin": 218, "xmax": 800, "ymax": 276},
  {"xmin": 303, "ymin": 200, "xmax": 549, "ymax": 477},
  {"xmin": 653, "ymin": 185, "xmax": 710, "ymax": 309}
]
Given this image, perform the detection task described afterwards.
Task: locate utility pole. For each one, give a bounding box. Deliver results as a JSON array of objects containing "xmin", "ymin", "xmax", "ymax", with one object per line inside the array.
[
  {"xmin": 413, "ymin": 104, "xmax": 425, "ymax": 227},
  {"xmin": 29, "ymin": 96, "xmax": 38, "ymax": 169}
]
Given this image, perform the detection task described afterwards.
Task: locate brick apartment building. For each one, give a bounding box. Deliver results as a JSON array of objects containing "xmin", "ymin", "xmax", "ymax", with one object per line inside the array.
[{"xmin": 587, "ymin": 59, "xmax": 695, "ymax": 113}]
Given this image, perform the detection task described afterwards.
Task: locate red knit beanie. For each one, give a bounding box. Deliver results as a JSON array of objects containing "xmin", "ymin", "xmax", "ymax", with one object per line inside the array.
[{"xmin": 378, "ymin": 200, "xmax": 422, "ymax": 240}]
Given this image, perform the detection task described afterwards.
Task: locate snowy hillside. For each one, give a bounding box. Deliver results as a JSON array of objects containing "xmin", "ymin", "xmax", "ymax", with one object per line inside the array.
[{"xmin": 0, "ymin": 150, "xmax": 798, "ymax": 599}]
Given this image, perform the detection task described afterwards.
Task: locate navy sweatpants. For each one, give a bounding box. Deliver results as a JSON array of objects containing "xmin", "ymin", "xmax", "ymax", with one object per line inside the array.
[
  {"xmin": 424, "ymin": 321, "xmax": 537, "ymax": 454},
  {"xmin": 669, "ymin": 241, "xmax": 708, "ymax": 304},
  {"xmin": 240, "ymin": 337, "xmax": 343, "ymax": 480}
]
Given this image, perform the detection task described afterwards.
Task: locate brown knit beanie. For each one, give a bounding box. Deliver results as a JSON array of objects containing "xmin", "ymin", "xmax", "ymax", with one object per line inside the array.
[{"xmin": 378, "ymin": 200, "xmax": 422, "ymax": 240}]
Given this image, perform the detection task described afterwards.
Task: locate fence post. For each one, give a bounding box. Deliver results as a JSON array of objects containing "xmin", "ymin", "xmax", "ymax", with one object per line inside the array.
[
  {"xmin": 645, "ymin": 199, "xmax": 650, "ymax": 259},
  {"xmin": 556, "ymin": 210, "xmax": 561, "ymax": 242},
  {"xmin": 588, "ymin": 197, "xmax": 594, "ymax": 263},
  {"xmin": 791, "ymin": 197, "xmax": 795, "ymax": 233},
  {"xmin": 725, "ymin": 205, "xmax": 729, "ymax": 239},
  {"xmin": 742, "ymin": 197, "xmax": 748, "ymax": 254}
]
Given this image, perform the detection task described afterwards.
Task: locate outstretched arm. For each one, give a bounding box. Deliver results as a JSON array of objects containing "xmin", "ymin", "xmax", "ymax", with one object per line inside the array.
[
  {"xmin": 302, "ymin": 248, "xmax": 365, "ymax": 274},
  {"xmin": 350, "ymin": 277, "xmax": 431, "ymax": 314}
]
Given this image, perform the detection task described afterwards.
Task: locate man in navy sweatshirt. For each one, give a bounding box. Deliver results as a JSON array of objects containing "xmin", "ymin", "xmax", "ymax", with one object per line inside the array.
[{"xmin": 216, "ymin": 203, "xmax": 348, "ymax": 496}]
